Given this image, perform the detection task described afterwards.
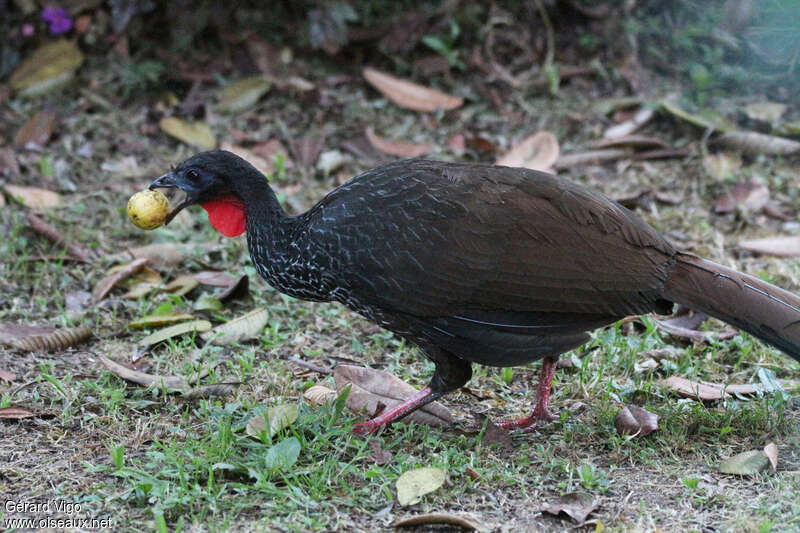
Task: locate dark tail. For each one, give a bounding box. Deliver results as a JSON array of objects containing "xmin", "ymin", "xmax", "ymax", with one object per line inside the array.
[{"xmin": 661, "ymin": 252, "xmax": 800, "ymax": 363}]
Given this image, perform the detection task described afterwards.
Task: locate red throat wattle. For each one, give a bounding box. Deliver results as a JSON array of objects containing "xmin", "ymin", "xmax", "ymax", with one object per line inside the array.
[{"xmin": 201, "ymin": 196, "xmax": 246, "ymax": 237}]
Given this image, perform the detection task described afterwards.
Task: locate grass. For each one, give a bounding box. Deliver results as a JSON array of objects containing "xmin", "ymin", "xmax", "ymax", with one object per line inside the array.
[{"xmin": 2, "ymin": 11, "xmax": 800, "ymax": 530}]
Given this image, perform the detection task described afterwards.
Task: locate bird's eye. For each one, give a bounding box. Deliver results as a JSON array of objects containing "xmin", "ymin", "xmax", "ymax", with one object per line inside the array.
[{"xmin": 186, "ymin": 169, "xmax": 200, "ymax": 181}]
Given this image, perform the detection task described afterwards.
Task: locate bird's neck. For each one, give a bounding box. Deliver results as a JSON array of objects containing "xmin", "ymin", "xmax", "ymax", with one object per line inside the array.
[{"xmin": 240, "ymin": 175, "xmax": 332, "ymax": 302}]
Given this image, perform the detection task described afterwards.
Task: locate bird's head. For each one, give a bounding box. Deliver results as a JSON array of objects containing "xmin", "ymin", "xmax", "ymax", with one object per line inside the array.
[{"xmin": 149, "ymin": 150, "xmax": 258, "ymax": 237}]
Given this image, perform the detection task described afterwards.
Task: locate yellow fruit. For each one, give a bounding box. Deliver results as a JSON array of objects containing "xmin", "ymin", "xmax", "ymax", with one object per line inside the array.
[{"xmin": 127, "ymin": 190, "xmax": 169, "ymax": 230}]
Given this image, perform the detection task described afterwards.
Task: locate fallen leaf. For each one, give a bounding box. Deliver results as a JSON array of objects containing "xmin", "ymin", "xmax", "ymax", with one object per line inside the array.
[
  {"xmin": 303, "ymin": 384, "xmax": 337, "ymax": 405},
  {"xmin": 368, "ymin": 439, "xmax": 393, "ymax": 465},
  {"xmin": 0, "ymin": 406, "xmax": 36, "ymax": 419},
  {"xmin": 164, "ymin": 274, "xmax": 199, "ymax": 297},
  {"xmin": 100, "ymin": 156, "xmax": 144, "ymax": 177},
  {"xmin": 603, "ymin": 107, "xmax": 655, "ymax": 139},
  {"xmin": 317, "ymin": 150, "xmax": 346, "ymax": 176},
  {"xmin": 217, "ymin": 274, "xmax": 249, "ymax": 301},
  {"xmin": 496, "ymin": 131, "xmax": 560, "ymax": 172},
  {"xmin": 194, "ymin": 294, "xmax": 222, "ymax": 311},
  {"xmin": 333, "ymin": 365, "xmax": 453, "ymax": 427},
  {"xmin": 219, "ymin": 142, "xmax": 274, "ymax": 176},
  {"xmin": 447, "ymin": 134, "xmax": 466, "ymax": 153},
  {"xmin": 714, "ymin": 180, "xmax": 769, "ymax": 213},
  {"xmin": 739, "ymin": 236, "xmax": 800, "ymax": 258},
  {"xmin": 0, "ymin": 369, "xmax": 16, "ymax": 382},
  {"xmin": 116, "ymin": 242, "xmax": 217, "ymax": 267},
  {"xmin": 658, "ymin": 376, "xmax": 775, "ymax": 401},
  {"xmin": 363, "ymin": 67, "xmax": 462, "ymax": 112},
  {"xmin": 14, "ymin": 109, "xmax": 58, "ymax": 149},
  {"xmin": 0, "ymin": 147, "xmax": 21, "ymax": 178},
  {"xmin": 159, "ymin": 117, "xmax": 216, "ymax": 150},
  {"xmin": 541, "ymin": 493, "xmax": 598, "ymax": 524},
  {"xmin": 394, "ymin": 513, "xmax": 481, "ymax": 530},
  {"xmin": 714, "ymin": 131, "xmax": 800, "ymax": 156},
  {"xmin": 93, "ymin": 257, "xmax": 149, "ymax": 300},
  {"xmin": 194, "ymin": 271, "xmax": 237, "ymax": 287},
  {"xmin": 128, "ymin": 313, "xmax": 195, "ymax": 329},
  {"xmin": 764, "ymin": 442, "xmax": 778, "ymax": 472},
  {"xmin": 218, "ymin": 75, "xmax": 271, "ymax": 113},
  {"xmin": 2, "ymin": 326, "xmax": 92, "ymax": 352},
  {"xmin": 138, "ymin": 320, "xmax": 212, "ymax": 347},
  {"xmin": 263, "ymin": 437, "xmax": 301, "ymax": 470},
  {"xmin": 246, "ymin": 404, "xmax": 299, "ymax": 439},
  {"xmin": 365, "ymin": 127, "xmax": 433, "ymax": 158},
  {"xmin": 3, "ymin": 185, "xmax": 61, "ymax": 209},
  {"xmin": 719, "ymin": 449, "xmax": 770, "ymax": 476},
  {"xmin": 10, "ymin": 39, "xmax": 84, "ymax": 96},
  {"xmin": 554, "ymin": 149, "xmax": 628, "ymax": 169},
  {"xmin": 201, "ymin": 307, "xmax": 268, "ymax": 345},
  {"xmin": 99, "ymin": 355, "xmax": 188, "ymax": 390},
  {"xmin": 396, "ymin": 467, "xmax": 446, "ymax": 506},
  {"xmin": 614, "ymin": 405, "xmax": 658, "ymax": 438},
  {"xmin": 744, "ymin": 102, "xmax": 786, "ymax": 123},
  {"xmin": 659, "ymin": 100, "xmax": 736, "ymax": 132},
  {"xmin": 181, "ymin": 383, "xmax": 240, "ymax": 401}
]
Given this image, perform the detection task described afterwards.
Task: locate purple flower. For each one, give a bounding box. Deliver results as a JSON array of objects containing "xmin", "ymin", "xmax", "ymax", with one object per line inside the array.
[{"xmin": 42, "ymin": 6, "xmax": 73, "ymax": 35}]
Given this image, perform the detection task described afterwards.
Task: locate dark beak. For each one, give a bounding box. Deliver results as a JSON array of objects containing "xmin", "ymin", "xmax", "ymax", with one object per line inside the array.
[{"xmin": 149, "ymin": 172, "xmax": 193, "ymax": 225}]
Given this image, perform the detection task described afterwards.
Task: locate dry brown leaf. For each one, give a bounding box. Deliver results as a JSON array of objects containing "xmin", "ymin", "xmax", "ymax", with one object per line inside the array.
[
  {"xmin": 479, "ymin": 415, "xmax": 513, "ymax": 450},
  {"xmin": 603, "ymin": 107, "xmax": 655, "ymax": 139},
  {"xmin": 288, "ymin": 136, "xmax": 323, "ymax": 167},
  {"xmin": 0, "ymin": 147, "xmax": 21, "ymax": 178},
  {"xmin": 217, "ymin": 76, "xmax": 271, "ymax": 113},
  {"xmin": 0, "ymin": 369, "xmax": 16, "ymax": 382},
  {"xmin": 159, "ymin": 117, "xmax": 216, "ymax": 150},
  {"xmin": 554, "ymin": 149, "xmax": 628, "ymax": 169},
  {"xmin": 219, "ymin": 142, "xmax": 278, "ymax": 176},
  {"xmin": 116, "ymin": 242, "xmax": 215, "ymax": 267},
  {"xmin": 333, "ymin": 365, "xmax": 452, "ymax": 427},
  {"xmin": 3, "ymin": 185, "xmax": 61, "ymax": 209},
  {"xmin": 764, "ymin": 442, "xmax": 778, "ymax": 472},
  {"xmin": 218, "ymin": 274, "xmax": 250, "ymax": 301},
  {"xmin": 739, "ymin": 236, "xmax": 800, "ymax": 258},
  {"xmin": 194, "ymin": 271, "xmax": 237, "ymax": 287},
  {"xmin": 201, "ymin": 308, "xmax": 268, "ymax": 345},
  {"xmin": 714, "ymin": 131, "xmax": 800, "ymax": 155},
  {"xmin": 365, "ymin": 127, "xmax": 434, "ymax": 158},
  {"xmin": 93, "ymin": 257, "xmax": 148, "ymax": 300},
  {"xmin": 5, "ymin": 326, "xmax": 92, "ymax": 352},
  {"xmin": 164, "ymin": 274, "xmax": 199, "ymax": 297},
  {"xmin": 496, "ymin": 131, "xmax": 560, "ymax": 172},
  {"xmin": 368, "ymin": 439, "xmax": 393, "ymax": 466},
  {"xmin": 362, "ymin": 67, "xmax": 462, "ymax": 112},
  {"xmin": 713, "ymin": 180, "xmax": 770, "ymax": 213},
  {"xmin": 0, "ymin": 406, "xmax": 37, "ymax": 419},
  {"xmin": 14, "ymin": 109, "xmax": 58, "ymax": 149},
  {"xmin": 541, "ymin": 493, "xmax": 598, "ymax": 525},
  {"xmin": 658, "ymin": 376, "xmax": 770, "ymax": 401},
  {"xmin": 99, "ymin": 354, "xmax": 188, "ymax": 390},
  {"xmin": 394, "ymin": 513, "xmax": 481, "ymax": 530},
  {"xmin": 303, "ymin": 384, "xmax": 337, "ymax": 405},
  {"xmin": 615, "ymin": 405, "xmax": 658, "ymax": 438}
]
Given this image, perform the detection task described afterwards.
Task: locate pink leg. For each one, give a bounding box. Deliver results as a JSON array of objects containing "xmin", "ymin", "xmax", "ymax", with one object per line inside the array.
[
  {"xmin": 352, "ymin": 386, "xmax": 438, "ymax": 436},
  {"xmin": 496, "ymin": 357, "xmax": 558, "ymax": 430}
]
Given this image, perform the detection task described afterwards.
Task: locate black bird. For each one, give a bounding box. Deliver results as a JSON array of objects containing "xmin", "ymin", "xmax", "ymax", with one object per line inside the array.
[{"xmin": 150, "ymin": 151, "xmax": 800, "ymax": 435}]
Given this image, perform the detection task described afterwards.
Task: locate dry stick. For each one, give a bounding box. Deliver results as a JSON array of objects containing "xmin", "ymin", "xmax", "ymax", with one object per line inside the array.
[
  {"xmin": 287, "ymin": 356, "xmax": 333, "ymax": 375},
  {"xmin": 25, "ymin": 211, "xmax": 93, "ymax": 263}
]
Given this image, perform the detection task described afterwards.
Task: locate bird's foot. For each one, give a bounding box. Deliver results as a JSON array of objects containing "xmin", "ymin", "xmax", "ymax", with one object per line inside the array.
[
  {"xmin": 495, "ymin": 407, "xmax": 557, "ymax": 431},
  {"xmin": 352, "ymin": 420, "xmax": 382, "ymax": 436}
]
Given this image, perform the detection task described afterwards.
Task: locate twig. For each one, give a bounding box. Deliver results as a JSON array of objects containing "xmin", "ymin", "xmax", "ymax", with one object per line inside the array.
[
  {"xmin": 288, "ymin": 356, "xmax": 332, "ymax": 375},
  {"xmin": 25, "ymin": 211, "xmax": 93, "ymax": 263}
]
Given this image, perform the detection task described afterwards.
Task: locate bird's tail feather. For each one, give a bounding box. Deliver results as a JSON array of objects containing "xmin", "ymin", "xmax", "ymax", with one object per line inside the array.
[{"xmin": 662, "ymin": 252, "xmax": 800, "ymax": 363}]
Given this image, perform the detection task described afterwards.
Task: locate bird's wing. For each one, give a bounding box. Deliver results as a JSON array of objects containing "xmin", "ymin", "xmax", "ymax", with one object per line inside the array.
[{"xmin": 307, "ymin": 159, "xmax": 675, "ymax": 320}]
